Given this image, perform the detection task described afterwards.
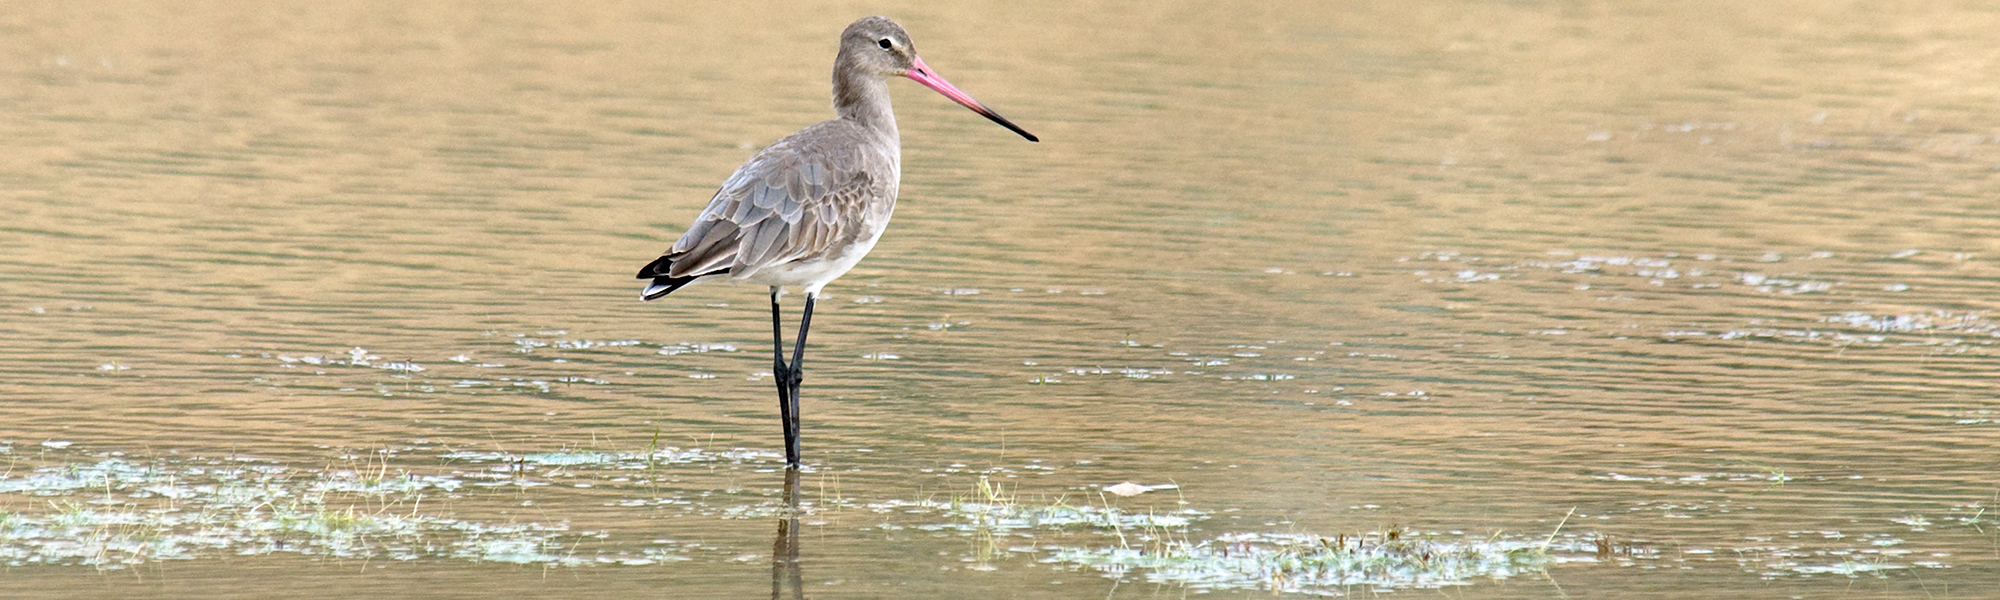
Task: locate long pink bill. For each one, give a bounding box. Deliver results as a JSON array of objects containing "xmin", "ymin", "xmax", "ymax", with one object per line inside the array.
[{"xmin": 904, "ymin": 56, "xmax": 1038, "ymax": 142}]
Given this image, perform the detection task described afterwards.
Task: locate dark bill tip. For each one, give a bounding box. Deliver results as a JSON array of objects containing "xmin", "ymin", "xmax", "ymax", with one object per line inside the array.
[{"xmin": 977, "ymin": 109, "xmax": 1039, "ymax": 142}]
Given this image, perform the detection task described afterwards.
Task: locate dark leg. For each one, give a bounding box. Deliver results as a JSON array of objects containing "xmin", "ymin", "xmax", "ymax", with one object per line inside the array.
[
  {"xmin": 770, "ymin": 288, "xmax": 799, "ymax": 466},
  {"xmin": 784, "ymin": 293, "xmax": 817, "ymax": 464}
]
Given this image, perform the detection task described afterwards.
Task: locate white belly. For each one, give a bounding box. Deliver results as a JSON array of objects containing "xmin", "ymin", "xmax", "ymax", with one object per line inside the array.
[{"xmin": 736, "ymin": 226, "xmax": 887, "ymax": 296}]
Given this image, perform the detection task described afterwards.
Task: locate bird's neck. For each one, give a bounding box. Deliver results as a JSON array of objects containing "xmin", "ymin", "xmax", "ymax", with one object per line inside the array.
[{"xmin": 833, "ymin": 72, "xmax": 899, "ymax": 141}]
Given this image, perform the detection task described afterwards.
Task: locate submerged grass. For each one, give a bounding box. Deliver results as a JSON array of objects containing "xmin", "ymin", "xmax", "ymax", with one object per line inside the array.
[
  {"xmin": 869, "ymin": 476, "xmax": 1571, "ymax": 593},
  {"xmin": 0, "ymin": 445, "xmax": 1957, "ymax": 588},
  {"xmin": 0, "ymin": 440, "xmax": 800, "ymax": 569},
  {"xmin": 1048, "ymin": 530, "xmax": 1558, "ymax": 594},
  {"xmin": 0, "ymin": 455, "xmax": 683, "ymax": 569}
]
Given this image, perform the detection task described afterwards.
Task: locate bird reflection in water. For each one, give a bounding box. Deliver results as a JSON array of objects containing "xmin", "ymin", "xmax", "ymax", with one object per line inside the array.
[{"xmin": 771, "ymin": 468, "xmax": 804, "ymax": 600}]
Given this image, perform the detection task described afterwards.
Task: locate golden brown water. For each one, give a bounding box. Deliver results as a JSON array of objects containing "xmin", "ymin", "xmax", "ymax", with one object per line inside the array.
[{"xmin": 4, "ymin": 2, "xmax": 2000, "ymax": 598}]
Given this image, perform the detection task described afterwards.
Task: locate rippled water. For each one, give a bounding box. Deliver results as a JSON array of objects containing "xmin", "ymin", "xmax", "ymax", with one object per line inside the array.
[{"xmin": 4, "ymin": 2, "xmax": 2000, "ymax": 598}]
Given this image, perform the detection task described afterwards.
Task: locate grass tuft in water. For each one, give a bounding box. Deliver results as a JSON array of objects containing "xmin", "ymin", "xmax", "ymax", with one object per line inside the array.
[
  {"xmin": 872, "ymin": 476, "xmax": 1573, "ymax": 593},
  {"xmin": 1047, "ymin": 529, "xmax": 1557, "ymax": 593}
]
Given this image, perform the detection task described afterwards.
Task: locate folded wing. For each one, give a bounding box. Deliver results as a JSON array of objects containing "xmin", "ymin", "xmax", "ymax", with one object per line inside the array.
[{"xmin": 637, "ymin": 123, "xmax": 891, "ymax": 298}]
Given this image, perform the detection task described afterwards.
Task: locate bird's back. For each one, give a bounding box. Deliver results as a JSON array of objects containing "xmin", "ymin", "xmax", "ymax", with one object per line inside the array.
[{"xmin": 639, "ymin": 118, "xmax": 900, "ymax": 298}]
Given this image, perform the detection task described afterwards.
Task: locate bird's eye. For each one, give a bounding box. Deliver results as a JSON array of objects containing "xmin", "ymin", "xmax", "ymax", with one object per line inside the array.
[{"xmin": 877, "ymin": 38, "xmax": 893, "ymax": 50}]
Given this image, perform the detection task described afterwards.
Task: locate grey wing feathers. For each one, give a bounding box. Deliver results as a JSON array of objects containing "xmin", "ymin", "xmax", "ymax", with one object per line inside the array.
[{"xmin": 656, "ymin": 123, "xmax": 889, "ymax": 280}]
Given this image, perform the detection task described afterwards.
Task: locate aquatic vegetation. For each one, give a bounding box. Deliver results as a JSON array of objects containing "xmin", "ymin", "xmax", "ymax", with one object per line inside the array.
[
  {"xmin": 862, "ymin": 477, "xmax": 1572, "ymax": 593},
  {"xmin": 0, "ymin": 457, "xmax": 685, "ymax": 569},
  {"xmin": 885, "ymin": 496, "xmax": 1566, "ymax": 592},
  {"xmin": 1047, "ymin": 531, "xmax": 1559, "ymax": 593},
  {"xmin": 859, "ymin": 475, "xmax": 1958, "ymax": 591},
  {"xmin": 0, "ymin": 447, "xmax": 1965, "ymax": 590},
  {"xmin": 440, "ymin": 447, "xmax": 776, "ymax": 469}
]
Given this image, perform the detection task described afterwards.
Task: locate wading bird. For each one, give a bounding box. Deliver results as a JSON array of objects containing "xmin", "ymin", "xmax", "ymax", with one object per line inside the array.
[{"xmin": 636, "ymin": 16, "xmax": 1037, "ymax": 467}]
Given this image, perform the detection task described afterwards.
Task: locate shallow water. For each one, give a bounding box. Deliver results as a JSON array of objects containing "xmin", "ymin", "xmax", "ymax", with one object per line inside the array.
[{"xmin": 4, "ymin": 1, "xmax": 2000, "ymax": 598}]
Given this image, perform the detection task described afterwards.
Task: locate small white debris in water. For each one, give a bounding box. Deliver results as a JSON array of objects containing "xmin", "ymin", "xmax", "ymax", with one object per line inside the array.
[
  {"xmin": 1884, "ymin": 283, "xmax": 1910, "ymax": 292},
  {"xmin": 863, "ymin": 353, "xmax": 901, "ymax": 360},
  {"xmin": 449, "ymin": 354, "xmax": 473, "ymax": 362},
  {"xmin": 96, "ymin": 363, "xmax": 127, "ymax": 371},
  {"xmin": 41, "ymin": 440, "xmax": 72, "ymax": 449},
  {"xmin": 1104, "ymin": 482, "xmax": 1178, "ymax": 497},
  {"xmin": 658, "ymin": 342, "xmax": 738, "ymax": 356}
]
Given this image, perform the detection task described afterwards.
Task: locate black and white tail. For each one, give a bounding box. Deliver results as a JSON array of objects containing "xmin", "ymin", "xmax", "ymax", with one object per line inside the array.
[{"xmin": 636, "ymin": 256, "xmax": 726, "ymax": 301}]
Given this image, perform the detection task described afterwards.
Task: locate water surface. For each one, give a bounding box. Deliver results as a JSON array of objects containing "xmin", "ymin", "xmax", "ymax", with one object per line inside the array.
[{"xmin": 3, "ymin": 1, "xmax": 1999, "ymax": 598}]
